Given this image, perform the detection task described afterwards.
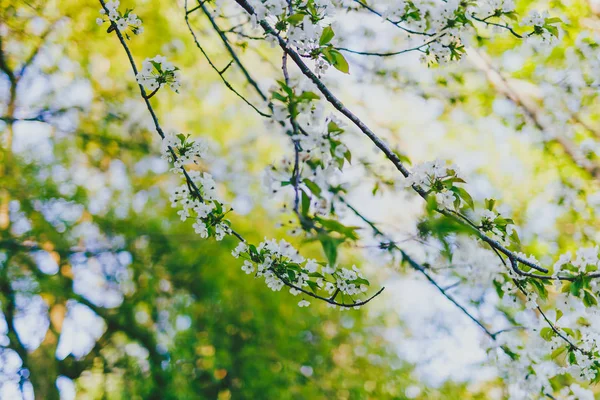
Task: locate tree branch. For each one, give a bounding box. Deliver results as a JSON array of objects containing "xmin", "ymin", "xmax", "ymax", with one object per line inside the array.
[
  {"xmin": 232, "ymin": 0, "xmax": 552, "ymax": 277},
  {"xmin": 98, "ymin": 0, "xmax": 383, "ymax": 308},
  {"xmin": 184, "ymin": 0, "xmax": 271, "ymax": 117}
]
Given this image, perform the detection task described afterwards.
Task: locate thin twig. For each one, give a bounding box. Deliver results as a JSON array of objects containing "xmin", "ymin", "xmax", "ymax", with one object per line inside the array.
[
  {"xmin": 184, "ymin": 0, "xmax": 271, "ymax": 118},
  {"xmin": 341, "ymin": 197, "xmax": 506, "ymax": 339},
  {"xmin": 336, "ymin": 37, "xmax": 438, "ymax": 57}
]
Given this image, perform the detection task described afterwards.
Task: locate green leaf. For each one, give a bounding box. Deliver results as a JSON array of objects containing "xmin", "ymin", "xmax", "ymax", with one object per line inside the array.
[
  {"xmin": 494, "ymin": 217, "xmax": 508, "ymax": 227},
  {"xmin": 426, "ymin": 195, "xmax": 438, "ymax": 213},
  {"xmin": 272, "ymin": 92, "xmax": 287, "ymax": 102},
  {"xmin": 545, "ymin": 25, "xmax": 559, "ymax": 37},
  {"xmin": 500, "ymin": 346, "xmax": 519, "ymax": 360},
  {"xmin": 298, "ymin": 91, "xmax": 320, "ymax": 101},
  {"xmin": 545, "ymin": 17, "xmax": 563, "ymax": 24},
  {"xmin": 306, "ymin": 280, "xmax": 318, "ymax": 293},
  {"xmin": 568, "ymin": 350, "xmax": 576, "ymax": 364},
  {"xmin": 570, "ymin": 278, "xmax": 583, "ymax": 296},
  {"xmin": 353, "ymin": 277, "xmax": 370, "ymax": 286},
  {"xmin": 287, "ymin": 263, "xmax": 301, "ymax": 271},
  {"xmin": 372, "ymin": 182, "xmax": 380, "ymax": 196},
  {"xmin": 329, "ymin": 49, "xmax": 350, "ymax": 74},
  {"xmin": 213, "ymin": 200, "xmax": 223, "ymax": 215},
  {"xmin": 503, "ymin": 11, "xmax": 518, "ymax": 21},
  {"xmin": 318, "ymin": 235, "xmax": 343, "ymax": 266},
  {"xmin": 550, "ymin": 345, "xmax": 566, "ymax": 359},
  {"xmin": 301, "ymin": 189, "xmax": 310, "ymax": 216},
  {"xmin": 393, "ymin": 149, "xmax": 411, "ymax": 165},
  {"xmin": 563, "ymin": 327, "xmax": 576, "ymax": 338},
  {"xmin": 540, "ymin": 327, "xmax": 554, "ymax": 341},
  {"xmin": 248, "ymin": 244, "xmax": 258, "ymax": 259},
  {"xmin": 317, "ymin": 217, "xmax": 359, "ymax": 241},
  {"xmin": 556, "ymin": 309, "xmax": 563, "ymax": 322},
  {"xmin": 448, "ymin": 176, "xmax": 466, "ymax": 184},
  {"xmin": 287, "ymin": 269, "xmax": 296, "ymax": 282},
  {"xmin": 529, "ymin": 279, "xmax": 548, "ymax": 300},
  {"xmin": 276, "ymin": 80, "xmax": 294, "ymax": 96},
  {"xmin": 150, "ymin": 60, "xmax": 162, "ymax": 72},
  {"xmin": 176, "ymin": 133, "xmax": 187, "ymax": 143},
  {"xmin": 493, "ymin": 280, "xmax": 504, "ymax": 299},
  {"xmin": 510, "ymin": 229, "xmax": 521, "ymax": 246},
  {"xmin": 455, "ymin": 187, "xmax": 474, "ymax": 210},
  {"xmin": 344, "ymin": 150, "xmax": 352, "ymax": 164},
  {"xmin": 287, "ymin": 13, "xmax": 306, "ymax": 25},
  {"xmin": 303, "ymin": 178, "xmax": 322, "ymax": 197},
  {"xmin": 327, "ymin": 121, "xmax": 344, "ymax": 134},
  {"xmin": 593, "ymin": 368, "xmax": 600, "ymax": 384},
  {"xmin": 319, "ymin": 26, "xmax": 335, "ymax": 46},
  {"xmin": 583, "ymin": 289, "xmax": 598, "ymax": 307}
]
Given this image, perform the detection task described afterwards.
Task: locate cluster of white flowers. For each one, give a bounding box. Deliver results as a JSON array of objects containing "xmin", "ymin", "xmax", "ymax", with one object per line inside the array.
[
  {"xmin": 560, "ymin": 384, "xmax": 595, "ymax": 400},
  {"xmin": 488, "ymin": 307, "xmax": 600, "ymax": 399},
  {"xmin": 299, "ymin": 113, "xmax": 347, "ymax": 164},
  {"xmin": 248, "ymin": 0, "xmax": 288, "ymax": 21},
  {"xmin": 160, "ymin": 134, "xmax": 230, "ymax": 241},
  {"xmin": 402, "ymin": 159, "xmax": 471, "ymax": 211},
  {"xmin": 168, "ymin": 174, "xmax": 230, "ymax": 240},
  {"xmin": 269, "ymin": 80, "xmax": 332, "ymax": 138},
  {"xmin": 450, "ymin": 237, "xmax": 505, "ymax": 286},
  {"xmin": 434, "ymin": 190, "xmax": 456, "ymax": 210},
  {"xmin": 404, "ymin": 159, "xmax": 458, "ymax": 189},
  {"xmin": 298, "ymin": 299, "xmax": 310, "ymax": 307},
  {"xmin": 421, "ymin": 33, "xmax": 467, "ymax": 66},
  {"xmin": 380, "ymin": 0, "xmax": 477, "ymax": 64},
  {"xmin": 477, "ymin": 208, "xmax": 510, "ymax": 240},
  {"xmin": 97, "ymin": 1, "xmax": 144, "ymax": 36},
  {"xmin": 515, "ymin": 29, "xmax": 600, "ymax": 162},
  {"xmin": 231, "ymin": 241, "xmax": 249, "ymax": 258},
  {"xmin": 161, "ymin": 133, "xmax": 209, "ymax": 169},
  {"xmin": 265, "ymin": 81, "xmax": 352, "ymax": 220},
  {"xmin": 382, "ymin": 0, "xmax": 460, "ymax": 33},
  {"xmin": 136, "ymin": 55, "xmax": 181, "ymax": 93},
  {"xmin": 524, "ymin": 291, "xmax": 538, "ymax": 309},
  {"xmin": 246, "ymin": 0, "xmax": 344, "ymax": 75},
  {"xmin": 471, "ymin": 0, "xmax": 516, "ymax": 17},
  {"xmin": 521, "ymin": 10, "xmax": 547, "ymax": 27},
  {"xmin": 248, "ymin": 0, "xmax": 334, "ymax": 27},
  {"xmin": 333, "ymin": 265, "xmax": 369, "ymax": 296},
  {"xmin": 378, "ymin": 0, "xmax": 560, "ymax": 64},
  {"xmin": 521, "ymin": 10, "xmax": 560, "ymax": 46},
  {"xmin": 288, "ymin": 16, "xmax": 325, "ymax": 54},
  {"xmin": 477, "ymin": 242, "xmax": 600, "ymax": 392},
  {"xmin": 242, "ymin": 238, "xmax": 306, "ymax": 293},
  {"xmin": 262, "ymin": 157, "xmax": 338, "ymax": 217},
  {"xmin": 553, "ymin": 247, "xmax": 599, "ymax": 276},
  {"xmin": 233, "ymin": 238, "xmax": 370, "ymax": 307},
  {"xmin": 565, "ymin": 346, "xmax": 599, "ymax": 381}
]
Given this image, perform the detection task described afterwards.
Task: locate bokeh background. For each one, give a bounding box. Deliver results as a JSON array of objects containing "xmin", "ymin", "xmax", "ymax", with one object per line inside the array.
[{"xmin": 3, "ymin": 0, "xmax": 600, "ymax": 399}]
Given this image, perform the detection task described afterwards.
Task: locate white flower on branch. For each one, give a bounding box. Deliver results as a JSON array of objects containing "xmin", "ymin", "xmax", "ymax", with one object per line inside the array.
[
  {"xmin": 136, "ymin": 55, "xmax": 181, "ymax": 94},
  {"xmin": 98, "ymin": 1, "xmax": 143, "ymax": 37},
  {"xmin": 298, "ymin": 299, "xmax": 310, "ymax": 307},
  {"xmin": 435, "ymin": 189, "xmax": 456, "ymax": 210}
]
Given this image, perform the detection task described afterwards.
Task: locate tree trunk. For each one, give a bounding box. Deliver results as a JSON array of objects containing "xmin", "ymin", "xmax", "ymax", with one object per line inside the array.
[{"xmin": 28, "ymin": 304, "xmax": 65, "ymax": 400}]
